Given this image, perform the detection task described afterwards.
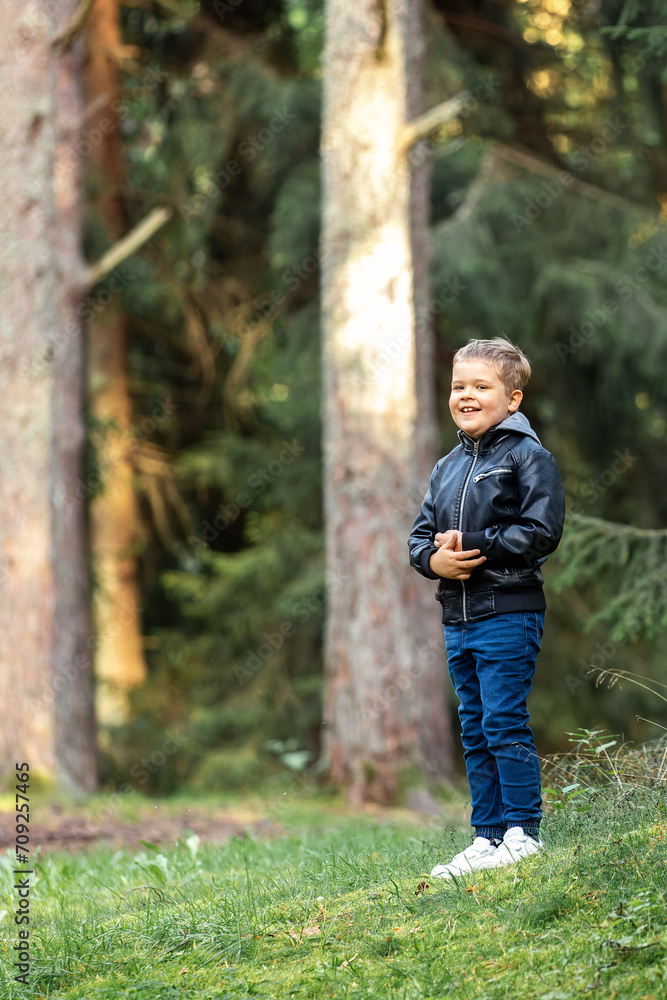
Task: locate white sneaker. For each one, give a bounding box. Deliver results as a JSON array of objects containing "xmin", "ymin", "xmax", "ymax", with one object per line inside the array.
[
  {"xmin": 430, "ymin": 837, "xmax": 501, "ymax": 879},
  {"xmin": 494, "ymin": 826, "xmax": 544, "ymax": 866}
]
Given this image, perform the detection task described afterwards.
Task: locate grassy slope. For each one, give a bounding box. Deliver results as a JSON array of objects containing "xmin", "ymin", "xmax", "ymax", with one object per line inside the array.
[{"xmin": 1, "ymin": 792, "xmax": 667, "ymax": 1000}]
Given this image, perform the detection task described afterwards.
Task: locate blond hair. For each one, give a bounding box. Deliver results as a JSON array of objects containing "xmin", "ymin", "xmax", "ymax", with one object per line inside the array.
[{"xmin": 452, "ymin": 337, "xmax": 531, "ymax": 392}]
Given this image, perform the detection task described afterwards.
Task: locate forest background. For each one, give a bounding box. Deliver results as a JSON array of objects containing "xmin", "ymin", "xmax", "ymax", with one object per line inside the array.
[{"xmin": 3, "ymin": 0, "xmax": 667, "ymax": 803}]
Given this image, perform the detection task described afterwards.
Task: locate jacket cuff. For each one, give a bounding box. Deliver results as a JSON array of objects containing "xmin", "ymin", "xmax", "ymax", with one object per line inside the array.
[
  {"xmin": 419, "ymin": 546, "xmax": 440, "ymax": 579},
  {"xmin": 461, "ymin": 530, "xmax": 487, "ymax": 554}
]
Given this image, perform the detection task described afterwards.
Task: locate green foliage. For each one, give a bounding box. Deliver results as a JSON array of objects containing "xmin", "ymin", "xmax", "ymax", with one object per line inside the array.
[
  {"xmin": 428, "ymin": 119, "xmax": 667, "ymax": 739},
  {"xmin": 267, "ymin": 158, "xmax": 321, "ymax": 272},
  {"xmin": 422, "ymin": 1, "xmax": 667, "ymax": 750},
  {"xmin": 93, "ymin": 0, "xmax": 667, "ymax": 788},
  {"xmin": 553, "ymin": 513, "xmax": 667, "ymax": 642},
  {"xmin": 601, "ymin": 0, "xmax": 667, "ymax": 59},
  {"xmin": 283, "ymin": 0, "xmax": 325, "ymax": 72},
  {"xmin": 91, "ymin": 4, "xmax": 325, "ymax": 790}
]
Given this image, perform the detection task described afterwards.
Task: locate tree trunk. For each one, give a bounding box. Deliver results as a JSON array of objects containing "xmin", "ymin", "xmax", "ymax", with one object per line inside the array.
[
  {"xmin": 321, "ymin": 0, "xmax": 453, "ymax": 804},
  {"xmin": 85, "ymin": 0, "xmax": 147, "ymax": 726},
  {"xmin": 0, "ymin": 1, "xmax": 97, "ymax": 790}
]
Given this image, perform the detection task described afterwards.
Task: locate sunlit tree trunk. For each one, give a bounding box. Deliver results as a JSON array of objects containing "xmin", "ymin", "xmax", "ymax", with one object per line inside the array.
[
  {"xmin": 0, "ymin": 0, "xmax": 97, "ymax": 790},
  {"xmin": 85, "ymin": 0, "xmax": 147, "ymax": 726},
  {"xmin": 321, "ymin": 0, "xmax": 453, "ymax": 804}
]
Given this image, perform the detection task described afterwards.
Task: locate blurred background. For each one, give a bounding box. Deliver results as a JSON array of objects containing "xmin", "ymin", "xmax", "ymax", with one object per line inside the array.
[{"xmin": 3, "ymin": 0, "xmax": 667, "ymax": 806}]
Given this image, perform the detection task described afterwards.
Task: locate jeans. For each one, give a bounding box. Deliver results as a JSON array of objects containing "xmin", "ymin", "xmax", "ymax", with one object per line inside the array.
[{"xmin": 444, "ymin": 611, "xmax": 544, "ymax": 841}]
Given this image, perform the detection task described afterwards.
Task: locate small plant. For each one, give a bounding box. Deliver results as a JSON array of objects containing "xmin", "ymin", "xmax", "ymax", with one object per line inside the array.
[
  {"xmin": 261, "ymin": 738, "xmax": 313, "ymax": 772},
  {"xmin": 543, "ymin": 664, "xmax": 667, "ymax": 818},
  {"xmin": 542, "ymin": 724, "xmax": 667, "ymax": 825}
]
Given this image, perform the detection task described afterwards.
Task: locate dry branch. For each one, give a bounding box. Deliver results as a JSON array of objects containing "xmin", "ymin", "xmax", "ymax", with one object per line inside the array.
[
  {"xmin": 495, "ymin": 142, "xmax": 646, "ymax": 214},
  {"xmin": 85, "ymin": 206, "xmax": 172, "ymax": 287},
  {"xmin": 435, "ymin": 148, "xmax": 498, "ymax": 236},
  {"xmin": 400, "ymin": 93, "xmax": 470, "ymax": 151},
  {"xmin": 52, "ymin": 0, "xmax": 97, "ymax": 50}
]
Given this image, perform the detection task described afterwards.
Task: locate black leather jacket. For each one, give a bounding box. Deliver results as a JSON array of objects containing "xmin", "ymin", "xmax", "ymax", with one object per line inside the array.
[{"xmin": 408, "ymin": 411, "xmax": 565, "ymax": 624}]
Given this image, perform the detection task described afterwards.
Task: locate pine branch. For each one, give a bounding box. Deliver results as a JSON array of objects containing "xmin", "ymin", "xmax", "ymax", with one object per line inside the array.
[
  {"xmin": 563, "ymin": 511, "xmax": 667, "ymax": 540},
  {"xmin": 553, "ymin": 512, "xmax": 667, "ymax": 642}
]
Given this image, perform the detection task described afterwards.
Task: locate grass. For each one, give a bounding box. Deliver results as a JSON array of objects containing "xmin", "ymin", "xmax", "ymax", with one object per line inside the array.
[{"xmin": 1, "ymin": 775, "xmax": 667, "ymax": 999}]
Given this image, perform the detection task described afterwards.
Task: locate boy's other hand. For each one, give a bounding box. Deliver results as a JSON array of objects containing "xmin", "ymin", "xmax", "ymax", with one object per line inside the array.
[
  {"xmin": 429, "ymin": 532, "xmax": 486, "ymax": 579},
  {"xmin": 435, "ymin": 530, "xmax": 462, "ymax": 551}
]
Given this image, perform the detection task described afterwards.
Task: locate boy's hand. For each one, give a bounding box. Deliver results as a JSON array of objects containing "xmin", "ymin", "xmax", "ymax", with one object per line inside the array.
[
  {"xmin": 435, "ymin": 530, "xmax": 462, "ymax": 551},
  {"xmin": 429, "ymin": 532, "xmax": 486, "ymax": 580}
]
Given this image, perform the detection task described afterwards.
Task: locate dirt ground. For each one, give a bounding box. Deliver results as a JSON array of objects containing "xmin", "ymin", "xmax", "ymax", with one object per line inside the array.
[
  {"xmin": 0, "ymin": 801, "xmax": 282, "ymax": 854},
  {"xmin": 0, "ymin": 786, "xmax": 450, "ymax": 855}
]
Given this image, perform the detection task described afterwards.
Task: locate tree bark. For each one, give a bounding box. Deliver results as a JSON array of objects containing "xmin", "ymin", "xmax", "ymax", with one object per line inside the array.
[
  {"xmin": 321, "ymin": 0, "xmax": 453, "ymax": 804},
  {"xmin": 0, "ymin": 0, "xmax": 97, "ymax": 790},
  {"xmin": 85, "ymin": 0, "xmax": 147, "ymax": 726}
]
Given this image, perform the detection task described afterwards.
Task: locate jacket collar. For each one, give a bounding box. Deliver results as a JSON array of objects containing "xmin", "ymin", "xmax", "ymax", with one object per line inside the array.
[{"xmin": 457, "ymin": 410, "xmax": 541, "ymax": 454}]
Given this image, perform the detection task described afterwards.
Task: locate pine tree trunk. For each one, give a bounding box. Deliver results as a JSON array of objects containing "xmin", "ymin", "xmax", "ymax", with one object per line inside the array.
[
  {"xmin": 321, "ymin": 0, "xmax": 453, "ymax": 804},
  {"xmin": 0, "ymin": 1, "xmax": 97, "ymax": 790},
  {"xmin": 85, "ymin": 0, "xmax": 147, "ymax": 726}
]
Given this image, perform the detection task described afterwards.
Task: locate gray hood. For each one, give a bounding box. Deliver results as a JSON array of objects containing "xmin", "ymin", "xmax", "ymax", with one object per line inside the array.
[{"xmin": 458, "ymin": 410, "xmax": 542, "ymax": 452}]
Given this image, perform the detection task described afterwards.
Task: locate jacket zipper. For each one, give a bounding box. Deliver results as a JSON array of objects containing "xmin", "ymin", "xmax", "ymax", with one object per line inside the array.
[
  {"xmin": 473, "ymin": 467, "xmax": 512, "ymax": 483},
  {"xmin": 457, "ymin": 440, "xmax": 479, "ymax": 622}
]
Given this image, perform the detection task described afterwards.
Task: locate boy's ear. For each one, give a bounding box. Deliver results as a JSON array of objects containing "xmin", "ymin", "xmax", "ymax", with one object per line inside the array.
[{"xmin": 508, "ymin": 389, "xmax": 523, "ymax": 412}]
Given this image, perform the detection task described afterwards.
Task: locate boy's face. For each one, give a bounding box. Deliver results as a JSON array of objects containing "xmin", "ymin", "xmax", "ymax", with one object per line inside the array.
[{"xmin": 449, "ymin": 360, "xmax": 523, "ymax": 440}]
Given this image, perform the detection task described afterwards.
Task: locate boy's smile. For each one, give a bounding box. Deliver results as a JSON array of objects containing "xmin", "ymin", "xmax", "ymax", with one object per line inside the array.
[{"xmin": 449, "ymin": 360, "xmax": 523, "ymax": 439}]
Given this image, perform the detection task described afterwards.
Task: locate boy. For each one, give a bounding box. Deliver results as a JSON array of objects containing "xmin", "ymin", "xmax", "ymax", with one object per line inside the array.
[{"xmin": 408, "ymin": 338, "xmax": 564, "ymax": 877}]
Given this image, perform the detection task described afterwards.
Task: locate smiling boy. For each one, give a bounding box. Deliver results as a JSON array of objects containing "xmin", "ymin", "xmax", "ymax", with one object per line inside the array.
[{"xmin": 408, "ymin": 338, "xmax": 565, "ymax": 877}]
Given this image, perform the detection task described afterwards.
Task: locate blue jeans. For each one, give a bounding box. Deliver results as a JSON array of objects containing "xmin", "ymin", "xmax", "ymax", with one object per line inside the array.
[{"xmin": 444, "ymin": 611, "xmax": 544, "ymax": 841}]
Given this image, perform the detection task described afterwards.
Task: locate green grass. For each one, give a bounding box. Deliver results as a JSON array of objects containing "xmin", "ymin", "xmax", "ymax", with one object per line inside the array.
[{"xmin": 1, "ymin": 788, "xmax": 667, "ymax": 999}]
